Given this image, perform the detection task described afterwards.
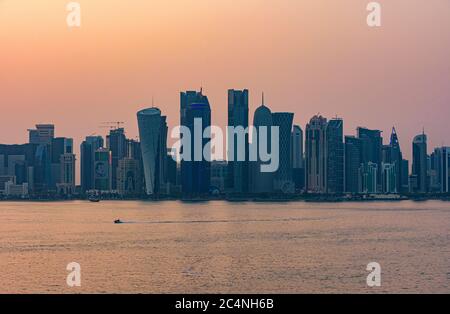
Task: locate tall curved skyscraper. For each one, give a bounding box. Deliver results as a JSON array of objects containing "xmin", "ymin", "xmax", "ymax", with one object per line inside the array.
[{"xmin": 137, "ymin": 108, "xmax": 167, "ymax": 195}]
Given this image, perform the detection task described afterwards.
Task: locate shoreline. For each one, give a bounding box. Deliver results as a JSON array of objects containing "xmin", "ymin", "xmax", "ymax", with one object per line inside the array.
[{"xmin": 1, "ymin": 195, "xmax": 449, "ymax": 203}]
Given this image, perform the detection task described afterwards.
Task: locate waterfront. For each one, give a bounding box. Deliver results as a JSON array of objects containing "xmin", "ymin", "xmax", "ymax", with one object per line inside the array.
[{"xmin": 0, "ymin": 200, "xmax": 448, "ymax": 293}]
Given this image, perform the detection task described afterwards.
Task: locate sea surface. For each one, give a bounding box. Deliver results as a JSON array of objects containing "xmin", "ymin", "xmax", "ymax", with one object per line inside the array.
[{"xmin": 0, "ymin": 200, "xmax": 448, "ymax": 293}]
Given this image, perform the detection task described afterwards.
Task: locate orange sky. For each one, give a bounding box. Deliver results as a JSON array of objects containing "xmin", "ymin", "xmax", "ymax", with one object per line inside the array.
[{"xmin": 1, "ymin": 0, "xmax": 450, "ymax": 165}]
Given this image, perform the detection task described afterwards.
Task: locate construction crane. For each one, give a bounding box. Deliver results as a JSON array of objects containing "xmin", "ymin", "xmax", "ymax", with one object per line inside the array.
[{"xmin": 99, "ymin": 121, "xmax": 125, "ymax": 130}]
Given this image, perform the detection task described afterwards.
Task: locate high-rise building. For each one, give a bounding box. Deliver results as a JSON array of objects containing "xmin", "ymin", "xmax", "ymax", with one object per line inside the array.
[
  {"xmin": 401, "ymin": 159, "xmax": 410, "ymax": 192},
  {"xmin": 359, "ymin": 162, "xmax": 378, "ymax": 194},
  {"xmin": 438, "ymin": 147, "xmax": 450, "ymax": 193},
  {"xmin": 357, "ymin": 127, "xmax": 382, "ymax": 193},
  {"xmin": 381, "ymin": 163, "xmax": 397, "ymax": 194},
  {"xmin": 291, "ymin": 125, "xmax": 303, "ymax": 169},
  {"xmin": 325, "ymin": 118, "xmax": 344, "ymax": 194},
  {"xmin": 80, "ymin": 136, "xmax": 104, "ymax": 193},
  {"xmin": 50, "ymin": 137, "xmax": 73, "ymax": 192},
  {"xmin": 94, "ymin": 148, "xmax": 111, "ymax": 192},
  {"xmin": 383, "ymin": 127, "xmax": 403, "ymax": 193},
  {"xmin": 180, "ymin": 91, "xmax": 211, "ymax": 197},
  {"xmin": 291, "ymin": 125, "xmax": 304, "ymax": 191},
  {"xmin": 0, "ymin": 144, "xmax": 37, "ymax": 193},
  {"xmin": 227, "ymin": 89, "xmax": 249, "ymax": 194},
  {"xmin": 412, "ymin": 133, "xmax": 428, "ymax": 193},
  {"xmin": 137, "ymin": 107, "xmax": 168, "ymax": 195},
  {"xmin": 272, "ymin": 112, "xmax": 294, "ymax": 193},
  {"xmin": 117, "ymin": 157, "xmax": 142, "ymax": 196},
  {"xmin": 28, "ymin": 124, "xmax": 55, "ymax": 145},
  {"xmin": 57, "ymin": 153, "xmax": 76, "ymax": 196},
  {"xmin": 250, "ymin": 103, "xmax": 274, "ymax": 194},
  {"xmin": 305, "ymin": 115, "xmax": 327, "ymax": 193},
  {"xmin": 211, "ymin": 160, "xmax": 228, "ymax": 193},
  {"xmin": 344, "ymin": 136, "xmax": 362, "ymax": 193},
  {"xmin": 106, "ymin": 128, "xmax": 127, "ymax": 191}
]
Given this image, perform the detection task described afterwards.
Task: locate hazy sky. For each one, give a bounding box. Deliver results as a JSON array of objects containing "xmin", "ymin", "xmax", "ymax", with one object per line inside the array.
[{"xmin": 1, "ymin": 0, "xmax": 450, "ymax": 164}]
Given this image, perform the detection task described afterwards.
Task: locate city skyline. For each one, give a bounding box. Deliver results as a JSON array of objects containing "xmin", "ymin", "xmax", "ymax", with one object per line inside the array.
[
  {"xmin": 1, "ymin": 0, "xmax": 450, "ymax": 165},
  {"xmin": 1, "ymin": 88, "xmax": 449, "ymax": 198}
]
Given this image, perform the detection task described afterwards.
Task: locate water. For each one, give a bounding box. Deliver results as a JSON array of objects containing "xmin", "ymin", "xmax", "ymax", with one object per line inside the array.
[{"xmin": 0, "ymin": 200, "xmax": 448, "ymax": 293}]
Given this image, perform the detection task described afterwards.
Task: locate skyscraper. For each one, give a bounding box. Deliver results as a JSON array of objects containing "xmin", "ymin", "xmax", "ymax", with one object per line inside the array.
[
  {"xmin": 412, "ymin": 133, "xmax": 428, "ymax": 193},
  {"xmin": 57, "ymin": 153, "xmax": 76, "ymax": 196},
  {"xmin": 438, "ymin": 147, "xmax": 450, "ymax": 193},
  {"xmin": 305, "ymin": 115, "xmax": 327, "ymax": 193},
  {"xmin": 325, "ymin": 118, "xmax": 344, "ymax": 194},
  {"xmin": 137, "ymin": 107, "xmax": 168, "ymax": 195},
  {"xmin": 28, "ymin": 124, "xmax": 55, "ymax": 145},
  {"xmin": 50, "ymin": 137, "xmax": 73, "ymax": 192},
  {"xmin": 359, "ymin": 162, "xmax": 378, "ymax": 194},
  {"xmin": 291, "ymin": 125, "xmax": 305, "ymax": 191},
  {"xmin": 291, "ymin": 125, "xmax": 303, "ymax": 169},
  {"xmin": 94, "ymin": 148, "xmax": 111, "ymax": 192},
  {"xmin": 106, "ymin": 128, "xmax": 127, "ymax": 191},
  {"xmin": 227, "ymin": 89, "xmax": 249, "ymax": 194},
  {"xmin": 272, "ymin": 112, "xmax": 294, "ymax": 193},
  {"xmin": 250, "ymin": 102, "xmax": 274, "ymax": 194},
  {"xmin": 179, "ymin": 90, "xmax": 211, "ymax": 197},
  {"xmin": 385, "ymin": 127, "xmax": 403, "ymax": 193},
  {"xmin": 80, "ymin": 136, "xmax": 104, "ymax": 193},
  {"xmin": 357, "ymin": 127, "xmax": 383, "ymax": 193},
  {"xmin": 381, "ymin": 162, "xmax": 397, "ymax": 194},
  {"xmin": 117, "ymin": 157, "xmax": 142, "ymax": 196},
  {"xmin": 344, "ymin": 136, "xmax": 362, "ymax": 194}
]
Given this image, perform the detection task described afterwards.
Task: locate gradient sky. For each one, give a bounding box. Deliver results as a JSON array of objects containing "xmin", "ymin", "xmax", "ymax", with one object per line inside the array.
[{"xmin": 1, "ymin": 0, "xmax": 450, "ymax": 168}]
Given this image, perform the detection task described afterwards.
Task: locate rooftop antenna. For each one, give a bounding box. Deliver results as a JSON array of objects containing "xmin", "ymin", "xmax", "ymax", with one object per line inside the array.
[
  {"xmin": 152, "ymin": 96, "xmax": 154, "ymax": 108},
  {"xmin": 262, "ymin": 92, "xmax": 265, "ymax": 105}
]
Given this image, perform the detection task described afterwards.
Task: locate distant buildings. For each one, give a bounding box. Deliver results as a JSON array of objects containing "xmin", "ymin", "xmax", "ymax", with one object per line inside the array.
[
  {"xmin": 251, "ymin": 102, "xmax": 274, "ymax": 194},
  {"xmin": 180, "ymin": 90, "xmax": 211, "ymax": 197},
  {"xmin": 344, "ymin": 136, "xmax": 362, "ymax": 194},
  {"xmin": 359, "ymin": 162, "xmax": 378, "ymax": 194},
  {"xmin": 106, "ymin": 128, "xmax": 127, "ymax": 191},
  {"xmin": 437, "ymin": 147, "xmax": 450, "ymax": 193},
  {"xmin": 137, "ymin": 107, "xmax": 168, "ymax": 196},
  {"xmin": 412, "ymin": 133, "xmax": 428, "ymax": 193},
  {"xmin": 291, "ymin": 125, "xmax": 305, "ymax": 191},
  {"xmin": 80, "ymin": 136, "xmax": 104, "ymax": 193},
  {"xmin": 94, "ymin": 148, "xmax": 111, "ymax": 192},
  {"xmin": 227, "ymin": 89, "xmax": 249, "ymax": 194},
  {"xmin": 305, "ymin": 115, "xmax": 327, "ymax": 193},
  {"xmin": 357, "ymin": 127, "xmax": 382, "ymax": 193},
  {"xmin": 325, "ymin": 118, "xmax": 344, "ymax": 194},
  {"xmin": 272, "ymin": 112, "xmax": 294, "ymax": 193},
  {"xmin": 1, "ymin": 89, "xmax": 449, "ymax": 200}
]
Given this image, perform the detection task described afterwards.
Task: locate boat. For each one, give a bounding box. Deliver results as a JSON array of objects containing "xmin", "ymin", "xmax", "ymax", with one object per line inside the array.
[
  {"xmin": 88, "ymin": 191, "xmax": 101, "ymax": 202},
  {"xmin": 114, "ymin": 219, "xmax": 123, "ymax": 224}
]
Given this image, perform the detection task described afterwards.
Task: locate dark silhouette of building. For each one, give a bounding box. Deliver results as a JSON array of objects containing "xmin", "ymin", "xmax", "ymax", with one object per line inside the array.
[
  {"xmin": 106, "ymin": 128, "xmax": 127, "ymax": 191},
  {"xmin": 412, "ymin": 133, "xmax": 428, "ymax": 193},
  {"xmin": 325, "ymin": 118, "xmax": 344, "ymax": 194},
  {"xmin": 180, "ymin": 91, "xmax": 211, "ymax": 197},
  {"xmin": 357, "ymin": 127, "xmax": 383, "ymax": 193},
  {"xmin": 272, "ymin": 112, "xmax": 294, "ymax": 193},
  {"xmin": 305, "ymin": 115, "xmax": 327, "ymax": 193},
  {"xmin": 345, "ymin": 136, "xmax": 362, "ymax": 194},
  {"xmin": 80, "ymin": 136, "xmax": 104, "ymax": 193},
  {"xmin": 227, "ymin": 89, "xmax": 249, "ymax": 194}
]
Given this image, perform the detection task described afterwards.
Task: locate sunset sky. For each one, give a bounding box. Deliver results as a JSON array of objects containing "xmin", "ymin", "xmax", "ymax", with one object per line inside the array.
[{"xmin": 1, "ymin": 0, "xmax": 450, "ymax": 167}]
